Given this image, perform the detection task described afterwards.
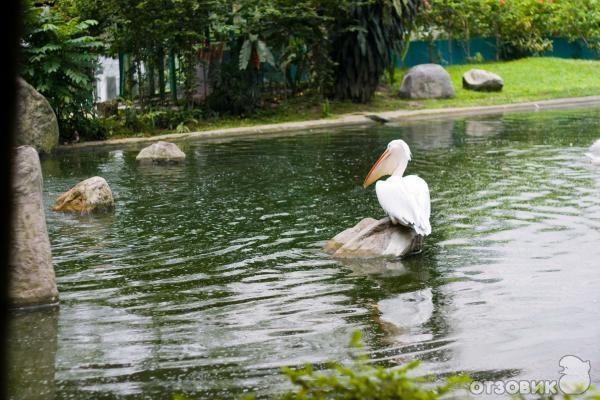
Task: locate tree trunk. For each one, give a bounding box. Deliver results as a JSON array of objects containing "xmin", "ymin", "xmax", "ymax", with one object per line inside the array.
[
  {"xmin": 465, "ymin": 24, "xmax": 471, "ymax": 60},
  {"xmin": 148, "ymin": 61, "xmax": 155, "ymax": 99},
  {"xmin": 168, "ymin": 49, "xmax": 177, "ymax": 103},
  {"xmin": 157, "ymin": 49, "xmax": 166, "ymax": 103},
  {"xmin": 495, "ymin": 23, "xmax": 501, "ymax": 61},
  {"xmin": 136, "ymin": 59, "xmax": 144, "ymax": 111}
]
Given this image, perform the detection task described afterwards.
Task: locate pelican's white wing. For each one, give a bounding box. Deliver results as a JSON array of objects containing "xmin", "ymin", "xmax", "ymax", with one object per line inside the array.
[
  {"xmin": 375, "ymin": 175, "xmax": 431, "ymax": 236},
  {"xmin": 586, "ymin": 139, "xmax": 600, "ymax": 164}
]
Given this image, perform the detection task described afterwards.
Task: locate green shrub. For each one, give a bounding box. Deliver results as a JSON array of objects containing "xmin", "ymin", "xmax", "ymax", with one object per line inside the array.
[
  {"xmin": 415, "ymin": 0, "xmax": 599, "ymax": 61},
  {"xmin": 207, "ymin": 51, "xmax": 262, "ymax": 117},
  {"xmin": 553, "ymin": 0, "xmax": 600, "ymax": 56},
  {"xmin": 279, "ymin": 331, "xmax": 469, "ymax": 400}
]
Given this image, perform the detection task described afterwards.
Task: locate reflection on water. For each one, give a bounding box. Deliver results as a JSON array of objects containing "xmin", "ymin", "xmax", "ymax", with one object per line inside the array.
[
  {"xmin": 393, "ymin": 119, "xmax": 457, "ymax": 150},
  {"xmin": 10, "ymin": 107, "xmax": 600, "ymax": 399},
  {"xmin": 378, "ymin": 288, "xmax": 433, "ymax": 336},
  {"xmin": 8, "ymin": 307, "xmax": 58, "ymax": 400}
]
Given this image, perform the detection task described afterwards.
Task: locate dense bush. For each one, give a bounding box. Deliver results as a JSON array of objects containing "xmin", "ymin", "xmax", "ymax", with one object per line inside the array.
[
  {"xmin": 553, "ymin": 0, "xmax": 600, "ymax": 54},
  {"xmin": 415, "ymin": 0, "xmax": 600, "ymax": 60},
  {"xmin": 23, "ymin": 0, "xmax": 600, "ymax": 142},
  {"xmin": 56, "ymin": 0, "xmax": 421, "ymax": 110}
]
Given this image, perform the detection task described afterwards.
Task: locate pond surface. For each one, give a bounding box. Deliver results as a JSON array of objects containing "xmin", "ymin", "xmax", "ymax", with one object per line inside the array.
[{"xmin": 8, "ymin": 107, "xmax": 600, "ymax": 399}]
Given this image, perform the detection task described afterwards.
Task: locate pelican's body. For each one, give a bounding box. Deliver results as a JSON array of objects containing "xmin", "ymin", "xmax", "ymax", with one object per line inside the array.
[
  {"xmin": 586, "ymin": 139, "xmax": 600, "ymax": 164},
  {"xmin": 375, "ymin": 175, "xmax": 431, "ymax": 235},
  {"xmin": 363, "ymin": 140, "xmax": 431, "ymax": 236}
]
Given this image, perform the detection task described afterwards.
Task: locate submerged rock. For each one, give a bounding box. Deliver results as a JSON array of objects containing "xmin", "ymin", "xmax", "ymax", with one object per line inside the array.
[
  {"xmin": 586, "ymin": 139, "xmax": 600, "ymax": 164},
  {"xmin": 462, "ymin": 69, "xmax": 503, "ymax": 91},
  {"xmin": 10, "ymin": 146, "xmax": 59, "ymax": 307},
  {"xmin": 53, "ymin": 176, "xmax": 115, "ymax": 214},
  {"xmin": 399, "ymin": 64, "xmax": 455, "ymax": 99},
  {"xmin": 136, "ymin": 141, "xmax": 186, "ymax": 164},
  {"xmin": 325, "ymin": 217, "xmax": 423, "ymax": 259},
  {"xmin": 15, "ymin": 78, "xmax": 60, "ymax": 154}
]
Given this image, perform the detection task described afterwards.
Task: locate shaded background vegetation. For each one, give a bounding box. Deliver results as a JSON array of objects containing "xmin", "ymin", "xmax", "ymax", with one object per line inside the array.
[{"xmin": 20, "ymin": 0, "xmax": 600, "ymax": 143}]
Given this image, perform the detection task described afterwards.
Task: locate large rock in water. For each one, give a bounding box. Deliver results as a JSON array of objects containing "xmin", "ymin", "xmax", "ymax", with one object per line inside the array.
[
  {"xmin": 462, "ymin": 69, "xmax": 503, "ymax": 91},
  {"xmin": 399, "ymin": 64, "xmax": 456, "ymax": 99},
  {"xmin": 15, "ymin": 78, "xmax": 59, "ymax": 154},
  {"xmin": 9, "ymin": 146, "xmax": 59, "ymax": 307},
  {"xmin": 53, "ymin": 176, "xmax": 115, "ymax": 214},
  {"xmin": 136, "ymin": 141, "xmax": 186, "ymax": 164},
  {"xmin": 325, "ymin": 217, "xmax": 423, "ymax": 258}
]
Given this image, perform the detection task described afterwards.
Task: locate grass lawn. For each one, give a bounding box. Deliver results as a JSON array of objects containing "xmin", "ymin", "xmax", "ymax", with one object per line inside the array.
[
  {"xmin": 107, "ymin": 57, "xmax": 600, "ymax": 139},
  {"xmin": 330, "ymin": 57, "xmax": 600, "ymax": 114}
]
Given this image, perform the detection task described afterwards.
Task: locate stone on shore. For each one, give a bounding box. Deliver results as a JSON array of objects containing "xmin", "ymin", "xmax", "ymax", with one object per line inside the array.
[
  {"xmin": 9, "ymin": 146, "xmax": 59, "ymax": 307},
  {"xmin": 53, "ymin": 176, "xmax": 115, "ymax": 214},
  {"xmin": 325, "ymin": 217, "xmax": 423, "ymax": 259},
  {"xmin": 136, "ymin": 141, "xmax": 186, "ymax": 164},
  {"xmin": 399, "ymin": 64, "xmax": 456, "ymax": 99},
  {"xmin": 15, "ymin": 78, "xmax": 60, "ymax": 154},
  {"xmin": 462, "ymin": 69, "xmax": 504, "ymax": 91}
]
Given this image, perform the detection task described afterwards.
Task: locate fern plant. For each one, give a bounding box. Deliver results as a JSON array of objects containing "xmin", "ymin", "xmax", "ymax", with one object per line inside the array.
[{"xmin": 21, "ymin": 1, "xmax": 104, "ymax": 140}]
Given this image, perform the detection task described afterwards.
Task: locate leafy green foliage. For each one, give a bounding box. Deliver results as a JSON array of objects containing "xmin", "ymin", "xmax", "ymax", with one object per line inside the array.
[
  {"xmin": 415, "ymin": 0, "xmax": 600, "ymax": 61},
  {"xmin": 207, "ymin": 46, "xmax": 263, "ymax": 116},
  {"xmin": 55, "ymin": 0, "xmax": 421, "ymax": 115},
  {"xmin": 552, "ymin": 0, "xmax": 600, "ymax": 56},
  {"xmin": 43, "ymin": 0, "xmax": 600, "ymax": 143},
  {"xmin": 330, "ymin": 0, "xmax": 422, "ymax": 103},
  {"xmin": 492, "ymin": 0, "xmax": 555, "ymax": 59},
  {"xmin": 21, "ymin": 1, "xmax": 105, "ymax": 140},
  {"xmin": 280, "ymin": 331, "xmax": 470, "ymax": 400}
]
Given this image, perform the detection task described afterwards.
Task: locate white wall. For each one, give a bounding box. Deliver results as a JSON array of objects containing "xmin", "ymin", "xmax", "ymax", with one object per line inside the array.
[{"xmin": 95, "ymin": 56, "xmax": 120, "ymax": 102}]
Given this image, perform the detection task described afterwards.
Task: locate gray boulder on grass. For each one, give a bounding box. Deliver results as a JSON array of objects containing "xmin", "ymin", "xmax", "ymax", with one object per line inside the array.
[
  {"xmin": 399, "ymin": 64, "xmax": 456, "ymax": 99},
  {"xmin": 462, "ymin": 69, "xmax": 504, "ymax": 91},
  {"xmin": 15, "ymin": 78, "xmax": 59, "ymax": 154},
  {"xmin": 9, "ymin": 146, "xmax": 59, "ymax": 307},
  {"xmin": 53, "ymin": 176, "xmax": 115, "ymax": 214},
  {"xmin": 325, "ymin": 217, "xmax": 423, "ymax": 259},
  {"xmin": 136, "ymin": 141, "xmax": 186, "ymax": 164}
]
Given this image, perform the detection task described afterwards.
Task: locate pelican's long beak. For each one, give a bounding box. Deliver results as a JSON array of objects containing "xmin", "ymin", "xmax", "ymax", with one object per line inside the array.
[{"xmin": 363, "ymin": 149, "xmax": 392, "ymax": 188}]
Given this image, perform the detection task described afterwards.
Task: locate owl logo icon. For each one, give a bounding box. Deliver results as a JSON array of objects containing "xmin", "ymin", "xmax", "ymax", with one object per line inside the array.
[{"xmin": 558, "ymin": 355, "xmax": 591, "ymax": 395}]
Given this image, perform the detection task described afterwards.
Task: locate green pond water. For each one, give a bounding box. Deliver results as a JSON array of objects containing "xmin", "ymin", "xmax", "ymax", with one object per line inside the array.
[{"xmin": 8, "ymin": 107, "xmax": 600, "ymax": 399}]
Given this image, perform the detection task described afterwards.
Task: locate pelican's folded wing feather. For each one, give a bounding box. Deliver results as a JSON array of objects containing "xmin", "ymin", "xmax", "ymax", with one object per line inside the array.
[{"xmin": 375, "ymin": 175, "xmax": 431, "ymax": 236}]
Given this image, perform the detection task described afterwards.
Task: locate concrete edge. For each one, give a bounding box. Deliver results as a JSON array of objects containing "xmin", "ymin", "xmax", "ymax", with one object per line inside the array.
[{"xmin": 57, "ymin": 95, "xmax": 600, "ymax": 151}]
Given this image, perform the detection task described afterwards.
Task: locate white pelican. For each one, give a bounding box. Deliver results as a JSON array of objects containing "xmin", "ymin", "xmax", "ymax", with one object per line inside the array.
[
  {"xmin": 363, "ymin": 140, "xmax": 431, "ymax": 236},
  {"xmin": 586, "ymin": 139, "xmax": 600, "ymax": 164}
]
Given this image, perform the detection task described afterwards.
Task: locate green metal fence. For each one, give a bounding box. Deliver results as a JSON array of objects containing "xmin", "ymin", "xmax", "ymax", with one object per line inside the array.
[{"xmin": 401, "ymin": 37, "xmax": 598, "ymax": 67}]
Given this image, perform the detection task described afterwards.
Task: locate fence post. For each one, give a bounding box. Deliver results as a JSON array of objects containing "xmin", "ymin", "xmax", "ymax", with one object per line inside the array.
[
  {"xmin": 169, "ymin": 49, "xmax": 177, "ymax": 102},
  {"xmin": 118, "ymin": 51, "xmax": 125, "ymax": 97}
]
